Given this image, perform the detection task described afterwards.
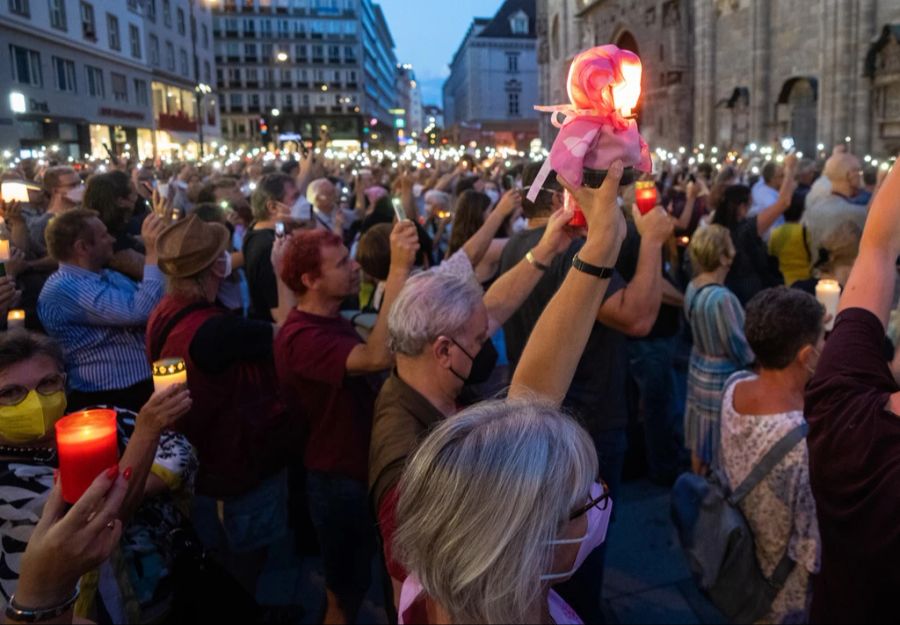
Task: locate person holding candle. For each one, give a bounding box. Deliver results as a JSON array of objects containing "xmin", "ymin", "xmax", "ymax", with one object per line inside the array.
[
  {"xmin": 791, "ymin": 220, "xmax": 862, "ymax": 297},
  {"xmin": 146, "ymin": 214, "xmax": 297, "ymax": 604},
  {"xmin": 802, "ymin": 157, "xmax": 900, "ymax": 623},
  {"xmin": 684, "ymin": 225, "xmax": 755, "ymax": 475},
  {"xmin": 0, "ymin": 330, "xmax": 195, "ymax": 622},
  {"xmin": 38, "ymin": 209, "xmax": 167, "ymax": 413}
]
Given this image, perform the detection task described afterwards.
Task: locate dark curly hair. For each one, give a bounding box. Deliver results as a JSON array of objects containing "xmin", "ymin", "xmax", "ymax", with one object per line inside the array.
[
  {"xmin": 744, "ymin": 287, "xmax": 824, "ymax": 369},
  {"xmin": 83, "ymin": 170, "xmax": 134, "ymax": 235},
  {"xmin": 448, "ymin": 190, "xmax": 491, "ymax": 256}
]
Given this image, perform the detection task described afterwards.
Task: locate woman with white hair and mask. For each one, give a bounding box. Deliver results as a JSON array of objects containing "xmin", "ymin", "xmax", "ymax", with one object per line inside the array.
[{"xmin": 388, "ymin": 161, "xmax": 634, "ymax": 624}]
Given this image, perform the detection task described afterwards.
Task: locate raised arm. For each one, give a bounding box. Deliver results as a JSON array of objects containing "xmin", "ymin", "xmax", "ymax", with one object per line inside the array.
[
  {"xmin": 346, "ymin": 220, "xmax": 418, "ymax": 374},
  {"xmin": 756, "ymin": 155, "xmax": 798, "ymax": 235},
  {"xmin": 673, "ymin": 181, "xmax": 699, "ymax": 232},
  {"xmin": 596, "ymin": 204, "xmax": 673, "ymax": 337},
  {"xmin": 840, "ymin": 158, "xmax": 900, "ymax": 327},
  {"xmin": 510, "ymin": 162, "xmax": 626, "ymax": 404},
  {"xmin": 460, "ymin": 189, "xmax": 521, "ymax": 268},
  {"xmin": 483, "ymin": 205, "xmax": 578, "ymax": 335}
]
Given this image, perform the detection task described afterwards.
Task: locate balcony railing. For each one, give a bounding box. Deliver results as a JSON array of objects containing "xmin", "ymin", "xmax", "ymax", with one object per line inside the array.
[{"xmin": 158, "ymin": 111, "xmax": 197, "ymax": 132}]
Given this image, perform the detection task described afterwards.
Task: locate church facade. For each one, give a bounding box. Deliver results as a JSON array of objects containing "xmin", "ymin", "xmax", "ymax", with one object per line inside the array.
[{"xmin": 537, "ymin": 0, "xmax": 900, "ymax": 156}]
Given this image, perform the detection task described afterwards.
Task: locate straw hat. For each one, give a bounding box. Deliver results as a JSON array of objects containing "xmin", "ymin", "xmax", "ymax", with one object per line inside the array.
[{"xmin": 156, "ymin": 214, "xmax": 230, "ymax": 278}]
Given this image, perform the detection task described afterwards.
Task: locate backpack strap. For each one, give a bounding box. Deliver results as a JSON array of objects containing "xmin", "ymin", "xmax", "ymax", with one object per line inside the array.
[
  {"xmin": 150, "ymin": 302, "xmax": 216, "ymax": 363},
  {"xmin": 769, "ymin": 550, "xmax": 796, "ymax": 589},
  {"xmin": 728, "ymin": 422, "xmax": 808, "ymax": 505}
]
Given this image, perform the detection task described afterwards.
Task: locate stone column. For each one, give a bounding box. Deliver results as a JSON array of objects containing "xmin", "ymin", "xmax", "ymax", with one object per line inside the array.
[
  {"xmin": 855, "ymin": 0, "xmax": 876, "ymax": 155},
  {"xmin": 692, "ymin": 0, "xmax": 716, "ymax": 147},
  {"xmin": 750, "ymin": 0, "xmax": 771, "ymax": 143},
  {"xmin": 831, "ymin": 0, "xmax": 855, "ymax": 147}
]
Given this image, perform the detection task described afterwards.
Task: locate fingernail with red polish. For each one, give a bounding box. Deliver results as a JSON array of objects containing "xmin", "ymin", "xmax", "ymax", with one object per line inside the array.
[
  {"xmin": 105, "ymin": 464, "xmax": 119, "ymax": 480},
  {"xmin": 123, "ymin": 467, "xmax": 133, "ymax": 481}
]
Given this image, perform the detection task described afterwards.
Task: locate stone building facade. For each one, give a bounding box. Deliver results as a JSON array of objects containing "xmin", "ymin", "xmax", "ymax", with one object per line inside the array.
[{"xmin": 537, "ymin": 0, "xmax": 900, "ymax": 156}]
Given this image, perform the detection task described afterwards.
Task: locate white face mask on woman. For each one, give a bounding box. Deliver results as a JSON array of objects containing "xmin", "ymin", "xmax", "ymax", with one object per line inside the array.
[{"xmin": 540, "ymin": 482, "xmax": 612, "ymax": 582}]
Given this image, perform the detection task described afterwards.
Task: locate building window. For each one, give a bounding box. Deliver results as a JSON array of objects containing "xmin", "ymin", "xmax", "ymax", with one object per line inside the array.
[
  {"xmin": 52, "ymin": 56, "xmax": 77, "ymax": 92},
  {"xmin": 165, "ymin": 41, "xmax": 175, "ymax": 71},
  {"xmin": 107, "ymin": 14, "xmax": 120, "ymax": 50},
  {"xmin": 146, "ymin": 0, "xmax": 155, "ymax": 21},
  {"xmin": 507, "ymin": 53, "xmax": 519, "ymax": 73},
  {"xmin": 134, "ymin": 78, "xmax": 148, "ymax": 106},
  {"xmin": 111, "ymin": 72, "xmax": 127, "ymax": 102},
  {"xmin": 80, "ymin": 2, "xmax": 96, "ymax": 40},
  {"xmin": 201, "ymin": 24, "xmax": 209, "ymax": 49},
  {"xmin": 176, "ymin": 7, "xmax": 185, "ymax": 35},
  {"xmin": 49, "ymin": 0, "xmax": 66, "ymax": 30},
  {"xmin": 129, "ymin": 24, "xmax": 141, "ymax": 58},
  {"xmin": 229, "ymin": 93, "xmax": 243, "ymax": 111},
  {"xmin": 127, "ymin": 0, "xmax": 138, "ymax": 11},
  {"xmin": 509, "ymin": 11, "xmax": 528, "ymax": 35},
  {"xmin": 85, "ymin": 65, "xmax": 104, "ymax": 97},
  {"xmin": 149, "ymin": 34, "xmax": 160, "ymax": 65},
  {"xmin": 9, "ymin": 45, "xmax": 42, "ymax": 86},
  {"xmin": 204, "ymin": 61, "xmax": 211, "ymax": 84},
  {"xmin": 179, "ymin": 49, "xmax": 189, "ymax": 76},
  {"xmin": 8, "ymin": 0, "xmax": 29, "ymax": 17},
  {"xmin": 162, "ymin": 0, "xmax": 171, "ymax": 27},
  {"xmin": 508, "ymin": 92, "xmax": 520, "ymax": 116}
]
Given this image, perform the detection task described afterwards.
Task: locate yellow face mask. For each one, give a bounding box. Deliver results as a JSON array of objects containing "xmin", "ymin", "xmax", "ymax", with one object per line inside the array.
[{"xmin": 0, "ymin": 391, "xmax": 68, "ymax": 444}]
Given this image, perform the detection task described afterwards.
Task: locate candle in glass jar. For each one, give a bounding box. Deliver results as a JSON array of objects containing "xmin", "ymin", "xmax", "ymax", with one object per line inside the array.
[
  {"xmin": 152, "ymin": 358, "xmax": 187, "ymax": 393},
  {"xmin": 635, "ymin": 181, "xmax": 658, "ymax": 215},
  {"xmin": 6, "ymin": 309, "xmax": 24, "ymax": 330},
  {"xmin": 55, "ymin": 409, "xmax": 119, "ymax": 504},
  {"xmin": 816, "ymin": 279, "xmax": 841, "ymax": 331},
  {"xmin": 0, "ymin": 239, "xmax": 9, "ymax": 263}
]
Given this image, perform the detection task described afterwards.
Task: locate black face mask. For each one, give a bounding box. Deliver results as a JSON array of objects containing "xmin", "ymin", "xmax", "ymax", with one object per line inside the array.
[{"xmin": 449, "ymin": 337, "xmax": 498, "ymax": 386}]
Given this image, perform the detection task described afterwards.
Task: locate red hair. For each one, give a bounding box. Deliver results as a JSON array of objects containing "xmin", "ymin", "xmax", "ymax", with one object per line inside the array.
[{"xmin": 281, "ymin": 229, "xmax": 343, "ymax": 294}]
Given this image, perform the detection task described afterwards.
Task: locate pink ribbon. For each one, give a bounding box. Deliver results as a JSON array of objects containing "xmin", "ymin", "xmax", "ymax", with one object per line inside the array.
[{"xmin": 528, "ymin": 45, "xmax": 652, "ymax": 203}]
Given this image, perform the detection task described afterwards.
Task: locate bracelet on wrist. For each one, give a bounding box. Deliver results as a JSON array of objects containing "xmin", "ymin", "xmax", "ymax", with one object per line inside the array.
[
  {"xmin": 525, "ymin": 249, "xmax": 551, "ymax": 272},
  {"xmin": 571, "ymin": 254, "xmax": 614, "ymax": 279},
  {"xmin": 6, "ymin": 587, "xmax": 79, "ymax": 623}
]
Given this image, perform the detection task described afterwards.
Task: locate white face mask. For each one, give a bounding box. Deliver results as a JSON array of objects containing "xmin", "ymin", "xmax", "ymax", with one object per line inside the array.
[
  {"xmin": 540, "ymin": 482, "xmax": 612, "ymax": 582},
  {"xmin": 291, "ymin": 196, "xmax": 312, "ymax": 221},
  {"xmin": 512, "ymin": 216, "xmax": 528, "ymax": 234},
  {"xmin": 485, "ymin": 188, "xmax": 500, "ymax": 207},
  {"xmin": 412, "ymin": 183, "xmax": 424, "ymax": 198},
  {"xmin": 213, "ymin": 251, "xmax": 232, "ymax": 280},
  {"xmin": 64, "ymin": 185, "xmax": 85, "ymax": 204}
]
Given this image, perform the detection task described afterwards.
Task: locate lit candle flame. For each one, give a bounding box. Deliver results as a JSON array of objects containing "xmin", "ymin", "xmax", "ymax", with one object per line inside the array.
[{"xmin": 612, "ymin": 58, "xmax": 642, "ymax": 119}]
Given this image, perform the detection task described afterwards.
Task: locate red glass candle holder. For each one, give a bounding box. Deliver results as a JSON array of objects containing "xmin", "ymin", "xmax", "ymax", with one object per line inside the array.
[
  {"xmin": 635, "ymin": 181, "xmax": 658, "ymax": 215},
  {"xmin": 55, "ymin": 409, "xmax": 119, "ymax": 504}
]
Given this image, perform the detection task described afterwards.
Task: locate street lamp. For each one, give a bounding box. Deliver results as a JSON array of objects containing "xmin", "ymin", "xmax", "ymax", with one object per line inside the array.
[
  {"xmin": 188, "ymin": 0, "xmax": 214, "ymax": 159},
  {"xmin": 271, "ymin": 108, "xmax": 281, "ymax": 117},
  {"xmin": 276, "ymin": 51, "xmax": 288, "ymax": 63}
]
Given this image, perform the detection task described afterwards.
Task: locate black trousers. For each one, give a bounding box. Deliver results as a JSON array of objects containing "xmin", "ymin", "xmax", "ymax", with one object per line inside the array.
[{"xmin": 67, "ymin": 378, "xmax": 155, "ymax": 413}]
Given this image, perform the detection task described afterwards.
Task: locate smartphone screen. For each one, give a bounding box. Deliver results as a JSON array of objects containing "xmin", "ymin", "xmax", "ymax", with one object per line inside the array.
[
  {"xmin": 275, "ymin": 222, "xmax": 285, "ymax": 238},
  {"xmin": 0, "ymin": 182, "xmax": 30, "ymax": 203},
  {"xmin": 391, "ymin": 197, "xmax": 406, "ymax": 222}
]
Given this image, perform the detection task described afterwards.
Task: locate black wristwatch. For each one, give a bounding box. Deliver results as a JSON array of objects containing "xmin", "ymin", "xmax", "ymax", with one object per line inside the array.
[{"xmin": 571, "ymin": 254, "xmax": 614, "ymax": 279}]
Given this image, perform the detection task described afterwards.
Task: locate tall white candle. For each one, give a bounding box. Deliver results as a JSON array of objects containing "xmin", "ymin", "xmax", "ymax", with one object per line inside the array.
[
  {"xmin": 6, "ymin": 309, "xmax": 24, "ymax": 330},
  {"xmin": 816, "ymin": 279, "xmax": 841, "ymax": 331},
  {"xmin": 152, "ymin": 358, "xmax": 187, "ymax": 393}
]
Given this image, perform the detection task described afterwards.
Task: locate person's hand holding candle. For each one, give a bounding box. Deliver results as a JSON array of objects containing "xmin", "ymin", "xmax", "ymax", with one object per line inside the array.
[
  {"xmin": 531, "ymin": 201, "xmax": 581, "ymax": 264},
  {"xmin": 633, "ymin": 200, "xmax": 675, "ymax": 248},
  {"xmin": 557, "ymin": 160, "xmax": 627, "ymax": 257},
  {"xmin": 12, "ymin": 469, "xmax": 127, "ymax": 618},
  {"xmin": 135, "ymin": 385, "xmax": 192, "ymax": 436}
]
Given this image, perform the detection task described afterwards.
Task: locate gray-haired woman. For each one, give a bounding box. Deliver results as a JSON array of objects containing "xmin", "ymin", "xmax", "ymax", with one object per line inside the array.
[{"xmin": 392, "ymin": 399, "xmax": 612, "ymax": 624}]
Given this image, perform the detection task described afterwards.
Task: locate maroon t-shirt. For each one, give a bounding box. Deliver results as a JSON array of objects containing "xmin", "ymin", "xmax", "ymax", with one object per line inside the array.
[
  {"xmin": 805, "ymin": 307, "xmax": 900, "ymax": 623},
  {"xmin": 274, "ymin": 309, "xmax": 376, "ymax": 482}
]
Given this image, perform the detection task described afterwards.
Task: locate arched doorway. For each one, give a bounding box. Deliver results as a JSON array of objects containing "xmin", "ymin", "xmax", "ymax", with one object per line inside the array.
[
  {"xmin": 615, "ymin": 31, "xmax": 640, "ymax": 56},
  {"xmin": 777, "ymin": 78, "xmax": 818, "ymax": 155}
]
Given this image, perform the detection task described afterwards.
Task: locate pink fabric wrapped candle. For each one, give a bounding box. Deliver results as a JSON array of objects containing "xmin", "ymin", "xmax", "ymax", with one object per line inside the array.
[{"xmin": 528, "ymin": 45, "xmax": 652, "ymax": 207}]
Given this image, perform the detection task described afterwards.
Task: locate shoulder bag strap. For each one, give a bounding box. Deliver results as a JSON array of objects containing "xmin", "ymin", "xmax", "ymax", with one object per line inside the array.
[
  {"xmin": 150, "ymin": 302, "xmax": 216, "ymax": 363},
  {"xmin": 728, "ymin": 422, "xmax": 809, "ymax": 505}
]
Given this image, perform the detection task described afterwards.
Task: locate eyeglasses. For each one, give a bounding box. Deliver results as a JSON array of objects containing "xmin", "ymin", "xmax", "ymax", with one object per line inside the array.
[
  {"xmin": 569, "ymin": 480, "xmax": 610, "ymax": 521},
  {"xmin": 0, "ymin": 373, "xmax": 67, "ymax": 407}
]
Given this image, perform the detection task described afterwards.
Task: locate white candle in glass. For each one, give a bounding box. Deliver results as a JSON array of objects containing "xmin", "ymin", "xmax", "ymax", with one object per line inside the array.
[
  {"xmin": 152, "ymin": 358, "xmax": 187, "ymax": 393},
  {"xmin": 6, "ymin": 309, "xmax": 24, "ymax": 330},
  {"xmin": 816, "ymin": 279, "xmax": 841, "ymax": 331}
]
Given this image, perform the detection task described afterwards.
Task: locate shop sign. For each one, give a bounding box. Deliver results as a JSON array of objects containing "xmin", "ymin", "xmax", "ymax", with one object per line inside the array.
[{"xmin": 99, "ymin": 108, "xmax": 146, "ymax": 121}]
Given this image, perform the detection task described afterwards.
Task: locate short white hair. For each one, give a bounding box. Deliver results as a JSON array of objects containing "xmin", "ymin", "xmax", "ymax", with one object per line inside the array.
[
  {"xmin": 424, "ymin": 190, "xmax": 451, "ymax": 209},
  {"xmin": 388, "ymin": 271, "xmax": 484, "ymax": 356},
  {"xmin": 306, "ymin": 177, "xmax": 333, "ymax": 205},
  {"xmin": 393, "ymin": 398, "xmax": 598, "ymax": 624}
]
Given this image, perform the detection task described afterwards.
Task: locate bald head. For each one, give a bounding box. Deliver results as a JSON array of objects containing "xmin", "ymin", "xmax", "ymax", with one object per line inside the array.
[{"xmin": 823, "ymin": 153, "xmax": 863, "ymax": 197}]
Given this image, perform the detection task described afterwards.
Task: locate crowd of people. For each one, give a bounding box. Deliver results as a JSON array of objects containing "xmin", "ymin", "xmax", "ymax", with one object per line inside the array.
[{"xmin": 0, "ymin": 138, "xmax": 896, "ymax": 625}]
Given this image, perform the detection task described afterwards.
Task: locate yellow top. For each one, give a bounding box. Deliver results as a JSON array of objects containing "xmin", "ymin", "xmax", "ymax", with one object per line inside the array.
[{"xmin": 768, "ymin": 223, "xmax": 811, "ymax": 286}]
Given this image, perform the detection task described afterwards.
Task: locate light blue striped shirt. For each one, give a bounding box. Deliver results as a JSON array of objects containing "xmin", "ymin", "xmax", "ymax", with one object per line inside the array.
[{"xmin": 38, "ymin": 263, "xmax": 165, "ymax": 392}]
